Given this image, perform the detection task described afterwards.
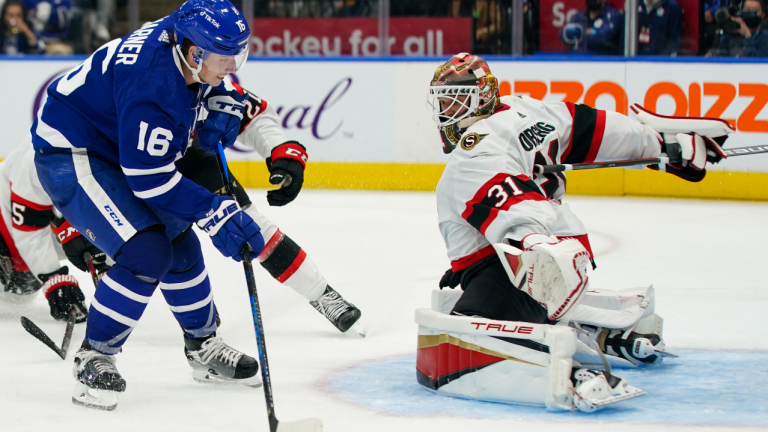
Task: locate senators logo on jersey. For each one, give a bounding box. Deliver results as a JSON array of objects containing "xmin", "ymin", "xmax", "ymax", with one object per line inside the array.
[
  {"xmin": 460, "ymin": 133, "xmax": 489, "ymax": 151},
  {"xmin": 518, "ymin": 122, "xmax": 556, "ymax": 151}
]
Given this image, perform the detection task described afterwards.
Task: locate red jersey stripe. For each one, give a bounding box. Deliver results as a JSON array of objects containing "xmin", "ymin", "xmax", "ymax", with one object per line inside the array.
[
  {"xmin": 10, "ymin": 190, "xmax": 53, "ymax": 212},
  {"xmin": 583, "ymin": 110, "xmax": 607, "ymax": 163},
  {"xmin": 450, "ymin": 245, "xmax": 496, "ymax": 271}
]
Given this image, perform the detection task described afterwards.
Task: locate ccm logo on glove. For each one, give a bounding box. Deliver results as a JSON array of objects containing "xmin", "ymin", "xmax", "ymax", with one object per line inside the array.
[
  {"xmin": 198, "ymin": 202, "xmax": 239, "ymax": 235},
  {"xmin": 52, "ymin": 219, "xmax": 81, "ymax": 244}
]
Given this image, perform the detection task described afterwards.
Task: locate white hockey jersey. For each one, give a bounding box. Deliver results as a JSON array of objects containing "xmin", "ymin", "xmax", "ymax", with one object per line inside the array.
[
  {"xmin": 0, "ymin": 138, "xmax": 64, "ymax": 280},
  {"xmin": 437, "ymin": 95, "xmax": 662, "ymax": 270},
  {"xmin": 226, "ymin": 78, "xmax": 290, "ymax": 158}
]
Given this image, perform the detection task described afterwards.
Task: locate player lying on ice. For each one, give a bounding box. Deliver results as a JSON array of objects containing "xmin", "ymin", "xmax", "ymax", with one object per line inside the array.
[
  {"xmin": 0, "ymin": 135, "xmax": 361, "ymax": 332},
  {"xmin": 416, "ymin": 53, "xmax": 733, "ymax": 412},
  {"xmin": 29, "ymin": 0, "xmax": 359, "ymax": 411}
]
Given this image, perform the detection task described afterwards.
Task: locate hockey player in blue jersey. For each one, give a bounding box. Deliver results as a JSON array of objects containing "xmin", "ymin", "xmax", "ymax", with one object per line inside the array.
[{"xmin": 31, "ymin": 0, "xmax": 269, "ymax": 410}]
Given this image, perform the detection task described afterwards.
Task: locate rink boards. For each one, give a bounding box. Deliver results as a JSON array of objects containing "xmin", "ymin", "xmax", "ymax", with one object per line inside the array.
[{"xmin": 4, "ymin": 56, "xmax": 768, "ymax": 200}]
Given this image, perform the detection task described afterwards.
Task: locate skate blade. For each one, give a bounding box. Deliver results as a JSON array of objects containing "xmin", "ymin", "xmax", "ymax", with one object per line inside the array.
[
  {"xmin": 72, "ymin": 381, "xmax": 120, "ymax": 411},
  {"xmin": 655, "ymin": 349, "xmax": 679, "ymax": 358},
  {"xmin": 344, "ymin": 321, "xmax": 365, "ymax": 338},
  {"xmin": 277, "ymin": 417, "xmax": 323, "ymax": 432},
  {"xmin": 192, "ymin": 370, "xmax": 262, "ymax": 388},
  {"xmin": 576, "ymin": 386, "xmax": 645, "ymax": 412}
]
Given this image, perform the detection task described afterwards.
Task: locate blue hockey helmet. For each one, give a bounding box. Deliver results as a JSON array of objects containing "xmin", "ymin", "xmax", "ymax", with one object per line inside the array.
[{"xmin": 174, "ymin": 0, "xmax": 250, "ymax": 81}]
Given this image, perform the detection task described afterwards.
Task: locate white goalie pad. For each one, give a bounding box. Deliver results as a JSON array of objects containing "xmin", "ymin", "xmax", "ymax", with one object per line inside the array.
[
  {"xmin": 568, "ymin": 285, "xmax": 656, "ymax": 330},
  {"xmin": 416, "ymin": 303, "xmax": 645, "ymax": 412},
  {"xmin": 416, "ymin": 308, "xmax": 576, "ymax": 410},
  {"xmin": 565, "ymin": 285, "xmax": 673, "ymax": 368}
]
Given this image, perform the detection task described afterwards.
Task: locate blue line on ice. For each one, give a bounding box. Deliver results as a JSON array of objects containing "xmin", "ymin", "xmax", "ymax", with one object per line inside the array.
[{"xmin": 327, "ymin": 350, "xmax": 768, "ymax": 425}]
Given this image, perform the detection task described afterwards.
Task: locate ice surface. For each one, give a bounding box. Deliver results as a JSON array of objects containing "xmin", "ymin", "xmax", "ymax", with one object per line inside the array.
[{"xmin": 1, "ymin": 190, "xmax": 767, "ymax": 431}]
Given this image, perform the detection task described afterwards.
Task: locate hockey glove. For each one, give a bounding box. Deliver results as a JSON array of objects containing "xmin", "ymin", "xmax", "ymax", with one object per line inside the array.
[
  {"xmin": 196, "ymin": 196, "xmax": 265, "ymax": 261},
  {"xmin": 51, "ymin": 217, "xmax": 109, "ymax": 275},
  {"xmin": 630, "ymin": 103, "xmax": 732, "ymax": 183},
  {"xmin": 266, "ymin": 142, "xmax": 307, "ymax": 206},
  {"xmin": 521, "ymin": 234, "xmax": 591, "ymax": 321},
  {"xmin": 198, "ymin": 88, "xmax": 247, "ymax": 152},
  {"xmin": 649, "ymin": 134, "xmax": 728, "ymax": 182},
  {"xmin": 39, "ymin": 267, "xmax": 87, "ymax": 323}
]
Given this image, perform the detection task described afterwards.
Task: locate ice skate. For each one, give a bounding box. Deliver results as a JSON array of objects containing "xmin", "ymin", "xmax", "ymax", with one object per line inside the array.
[
  {"xmin": 71, "ymin": 344, "xmax": 126, "ymax": 411},
  {"xmin": 601, "ymin": 329, "xmax": 677, "ymax": 365},
  {"xmin": 310, "ymin": 285, "xmax": 363, "ymax": 336},
  {"xmin": 572, "ymin": 368, "xmax": 645, "ymax": 412},
  {"xmin": 184, "ymin": 334, "xmax": 261, "ymax": 387}
]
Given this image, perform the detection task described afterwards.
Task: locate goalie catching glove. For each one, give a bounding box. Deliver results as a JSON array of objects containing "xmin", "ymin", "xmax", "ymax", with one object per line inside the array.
[
  {"xmin": 630, "ymin": 103, "xmax": 732, "ymax": 182},
  {"xmin": 196, "ymin": 196, "xmax": 265, "ymax": 261},
  {"xmin": 266, "ymin": 142, "xmax": 307, "ymax": 206},
  {"xmin": 501, "ymin": 234, "xmax": 591, "ymax": 321},
  {"xmin": 39, "ymin": 267, "xmax": 87, "ymax": 323}
]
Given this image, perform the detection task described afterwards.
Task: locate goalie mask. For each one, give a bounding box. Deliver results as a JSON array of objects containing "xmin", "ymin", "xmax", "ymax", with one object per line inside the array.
[{"xmin": 427, "ymin": 53, "xmax": 499, "ymax": 153}]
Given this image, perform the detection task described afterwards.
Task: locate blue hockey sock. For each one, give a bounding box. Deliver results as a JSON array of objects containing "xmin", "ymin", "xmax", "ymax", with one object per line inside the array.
[
  {"xmin": 159, "ymin": 231, "xmax": 216, "ymax": 338},
  {"xmin": 84, "ymin": 229, "xmax": 172, "ymax": 354}
]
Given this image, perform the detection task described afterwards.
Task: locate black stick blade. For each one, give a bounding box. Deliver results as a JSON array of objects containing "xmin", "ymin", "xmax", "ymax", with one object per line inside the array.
[
  {"xmin": 59, "ymin": 309, "xmax": 77, "ymax": 359},
  {"xmin": 20, "ymin": 316, "xmax": 65, "ymax": 360}
]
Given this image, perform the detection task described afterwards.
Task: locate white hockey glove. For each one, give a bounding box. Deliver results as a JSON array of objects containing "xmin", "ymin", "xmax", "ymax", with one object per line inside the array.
[
  {"xmin": 630, "ymin": 103, "xmax": 733, "ymax": 182},
  {"xmin": 521, "ymin": 234, "xmax": 591, "ymax": 321}
]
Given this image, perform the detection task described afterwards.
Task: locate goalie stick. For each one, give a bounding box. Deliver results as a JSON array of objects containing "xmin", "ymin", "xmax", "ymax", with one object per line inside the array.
[
  {"xmin": 19, "ymin": 254, "xmax": 100, "ymax": 360},
  {"xmin": 215, "ymin": 144, "xmax": 322, "ymax": 432},
  {"xmin": 535, "ymin": 144, "xmax": 768, "ymax": 175}
]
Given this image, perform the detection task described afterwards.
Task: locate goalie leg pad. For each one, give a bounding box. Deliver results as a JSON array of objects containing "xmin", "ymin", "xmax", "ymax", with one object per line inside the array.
[
  {"xmin": 568, "ymin": 285, "xmax": 656, "ymax": 329},
  {"xmin": 416, "ymin": 309, "xmax": 645, "ymax": 411}
]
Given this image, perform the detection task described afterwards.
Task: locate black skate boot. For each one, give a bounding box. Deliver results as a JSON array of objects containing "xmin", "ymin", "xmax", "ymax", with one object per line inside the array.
[
  {"xmin": 184, "ymin": 333, "xmax": 261, "ymax": 387},
  {"xmin": 600, "ymin": 329, "xmax": 677, "ymax": 365},
  {"xmin": 310, "ymin": 285, "xmax": 362, "ymax": 333},
  {"xmin": 72, "ymin": 341, "xmax": 126, "ymax": 411}
]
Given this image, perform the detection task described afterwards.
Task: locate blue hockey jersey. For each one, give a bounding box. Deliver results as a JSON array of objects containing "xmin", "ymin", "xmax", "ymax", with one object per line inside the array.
[{"xmin": 31, "ymin": 14, "xmax": 219, "ymax": 224}]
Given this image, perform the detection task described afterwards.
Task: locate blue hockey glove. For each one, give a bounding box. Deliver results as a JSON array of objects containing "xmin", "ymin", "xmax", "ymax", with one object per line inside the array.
[
  {"xmin": 198, "ymin": 89, "xmax": 247, "ymax": 153},
  {"xmin": 195, "ymin": 196, "xmax": 264, "ymax": 261}
]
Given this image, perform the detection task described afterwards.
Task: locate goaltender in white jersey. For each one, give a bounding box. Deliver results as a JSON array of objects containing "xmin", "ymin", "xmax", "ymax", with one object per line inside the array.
[{"xmin": 417, "ymin": 53, "xmax": 733, "ymax": 412}]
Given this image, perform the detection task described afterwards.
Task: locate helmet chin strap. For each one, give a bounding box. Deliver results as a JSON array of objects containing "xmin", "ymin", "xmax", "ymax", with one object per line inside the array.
[{"xmin": 174, "ymin": 44, "xmax": 205, "ymax": 84}]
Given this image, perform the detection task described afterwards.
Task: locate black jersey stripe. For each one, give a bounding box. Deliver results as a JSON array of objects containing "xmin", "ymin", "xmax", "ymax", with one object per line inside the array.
[{"xmin": 566, "ymin": 104, "xmax": 599, "ymax": 164}]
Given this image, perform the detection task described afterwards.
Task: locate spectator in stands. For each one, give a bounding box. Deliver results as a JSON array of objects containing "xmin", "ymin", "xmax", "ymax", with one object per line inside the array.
[
  {"xmin": 637, "ymin": 0, "xmax": 683, "ymax": 55},
  {"xmin": 0, "ymin": 0, "xmax": 45, "ymax": 54},
  {"xmin": 701, "ymin": 0, "xmax": 725, "ymax": 52},
  {"xmin": 24, "ymin": 0, "xmax": 73, "ymax": 53},
  {"xmin": 69, "ymin": 0, "xmax": 113, "ymax": 54},
  {"xmin": 714, "ymin": 0, "xmax": 768, "ymax": 56},
  {"xmin": 560, "ymin": 0, "xmax": 623, "ymax": 55}
]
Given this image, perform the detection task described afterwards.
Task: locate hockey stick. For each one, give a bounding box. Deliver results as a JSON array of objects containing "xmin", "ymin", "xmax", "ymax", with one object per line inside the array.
[
  {"xmin": 535, "ymin": 144, "xmax": 768, "ymax": 175},
  {"xmin": 215, "ymin": 144, "xmax": 322, "ymax": 432},
  {"xmin": 20, "ymin": 311, "xmax": 75, "ymax": 360},
  {"xmin": 20, "ymin": 254, "xmax": 99, "ymax": 360}
]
